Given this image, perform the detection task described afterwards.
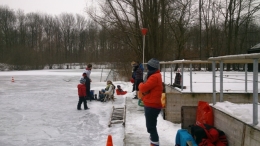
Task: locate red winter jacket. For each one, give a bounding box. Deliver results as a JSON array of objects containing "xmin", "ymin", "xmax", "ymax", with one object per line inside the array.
[
  {"xmin": 77, "ymin": 83, "xmax": 86, "ymax": 97},
  {"xmin": 116, "ymin": 89, "xmax": 127, "ymax": 95},
  {"xmin": 138, "ymin": 70, "xmax": 163, "ymax": 109}
]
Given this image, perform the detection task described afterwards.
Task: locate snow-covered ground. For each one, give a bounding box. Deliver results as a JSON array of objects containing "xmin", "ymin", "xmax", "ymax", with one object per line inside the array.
[{"xmin": 0, "ymin": 68, "xmax": 259, "ymax": 145}]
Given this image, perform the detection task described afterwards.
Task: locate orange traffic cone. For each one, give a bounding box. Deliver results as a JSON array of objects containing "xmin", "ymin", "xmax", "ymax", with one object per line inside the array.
[
  {"xmin": 11, "ymin": 77, "xmax": 14, "ymax": 82},
  {"xmin": 106, "ymin": 135, "xmax": 113, "ymax": 146}
]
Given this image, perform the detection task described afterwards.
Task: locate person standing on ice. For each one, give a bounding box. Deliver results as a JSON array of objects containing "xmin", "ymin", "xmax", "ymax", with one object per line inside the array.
[
  {"xmin": 83, "ymin": 64, "xmax": 92, "ymax": 101},
  {"xmin": 138, "ymin": 58, "xmax": 162, "ymax": 146},
  {"xmin": 77, "ymin": 78, "xmax": 89, "ymax": 110},
  {"xmin": 132, "ymin": 61, "xmax": 144, "ymax": 99}
]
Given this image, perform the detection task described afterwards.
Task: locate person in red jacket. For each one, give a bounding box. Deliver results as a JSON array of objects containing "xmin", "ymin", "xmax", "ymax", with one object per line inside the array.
[
  {"xmin": 116, "ymin": 85, "xmax": 127, "ymax": 95},
  {"xmin": 138, "ymin": 58, "xmax": 162, "ymax": 146},
  {"xmin": 77, "ymin": 78, "xmax": 89, "ymax": 110}
]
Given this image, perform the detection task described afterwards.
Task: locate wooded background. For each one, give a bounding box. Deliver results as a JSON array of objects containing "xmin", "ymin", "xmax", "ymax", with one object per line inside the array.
[{"xmin": 0, "ymin": 0, "xmax": 260, "ymax": 71}]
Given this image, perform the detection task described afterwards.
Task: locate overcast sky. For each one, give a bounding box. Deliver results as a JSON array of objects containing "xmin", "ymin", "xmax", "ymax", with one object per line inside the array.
[{"xmin": 0, "ymin": 0, "xmax": 101, "ymax": 16}]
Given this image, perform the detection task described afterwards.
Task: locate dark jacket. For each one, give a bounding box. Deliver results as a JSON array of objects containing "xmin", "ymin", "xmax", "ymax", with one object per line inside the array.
[{"xmin": 134, "ymin": 64, "xmax": 144, "ymax": 80}]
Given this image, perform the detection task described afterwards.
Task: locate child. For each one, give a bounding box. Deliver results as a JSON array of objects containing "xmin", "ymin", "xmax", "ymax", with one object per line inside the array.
[
  {"xmin": 116, "ymin": 85, "xmax": 127, "ymax": 95},
  {"xmin": 77, "ymin": 78, "xmax": 89, "ymax": 110},
  {"xmin": 98, "ymin": 80, "xmax": 115, "ymax": 102}
]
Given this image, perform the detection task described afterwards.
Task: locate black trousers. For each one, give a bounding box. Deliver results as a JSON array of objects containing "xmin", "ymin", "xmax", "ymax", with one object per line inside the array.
[
  {"xmin": 144, "ymin": 106, "xmax": 161, "ymax": 142},
  {"xmin": 132, "ymin": 83, "xmax": 135, "ymax": 92},
  {"xmin": 77, "ymin": 97, "xmax": 88, "ymax": 109},
  {"xmin": 84, "ymin": 77, "xmax": 91, "ymax": 100},
  {"xmin": 135, "ymin": 79, "xmax": 143, "ymax": 91}
]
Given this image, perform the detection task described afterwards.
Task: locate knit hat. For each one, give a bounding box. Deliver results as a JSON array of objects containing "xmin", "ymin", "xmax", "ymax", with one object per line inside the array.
[
  {"xmin": 147, "ymin": 58, "xmax": 159, "ymax": 71},
  {"xmin": 117, "ymin": 85, "xmax": 121, "ymax": 89},
  {"xmin": 80, "ymin": 78, "xmax": 86, "ymax": 84}
]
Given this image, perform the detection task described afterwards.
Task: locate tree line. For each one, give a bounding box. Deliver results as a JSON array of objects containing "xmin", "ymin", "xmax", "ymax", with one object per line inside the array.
[
  {"xmin": 0, "ymin": 0, "xmax": 260, "ymax": 71},
  {"xmin": 0, "ymin": 6, "xmax": 135, "ymax": 70},
  {"xmin": 88, "ymin": 0, "xmax": 260, "ymax": 70}
]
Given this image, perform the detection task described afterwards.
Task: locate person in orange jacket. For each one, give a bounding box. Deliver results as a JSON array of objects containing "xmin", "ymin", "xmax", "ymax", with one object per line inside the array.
[
  {"xmin": 116, "ymin": 85, "xmax": 127, "ymax": 95},
  {"xmin": 138, "ymin": 58, "xmax": 162, "ymax": 146}
]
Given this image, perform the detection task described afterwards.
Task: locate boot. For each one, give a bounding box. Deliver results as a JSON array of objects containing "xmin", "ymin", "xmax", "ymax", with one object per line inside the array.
[
  {"xmin": 84, "ymin": 103, "xmax": 89, "ymax": 110},
  {"xmin": 150, "ymin": 141, "xmax": 159, "ymax": 146},
  {"xmin": 77, "ymin": 103, "xmax": 81, "ymax": 110}
]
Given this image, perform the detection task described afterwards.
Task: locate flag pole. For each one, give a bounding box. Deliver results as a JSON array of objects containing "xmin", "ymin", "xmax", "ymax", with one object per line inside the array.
[{"xmin": 141, "ymin": 28, "xmax": 148, "ymax": 65}]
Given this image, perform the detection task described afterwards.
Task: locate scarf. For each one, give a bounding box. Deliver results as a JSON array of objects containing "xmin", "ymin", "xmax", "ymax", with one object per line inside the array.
[
  {"xmin": 105, "ymin": 84, "xmax": 111, "ymax": 91},
  {"xmin": 144, "ymin": 70, "xmax": 158, "ymax": 82}
]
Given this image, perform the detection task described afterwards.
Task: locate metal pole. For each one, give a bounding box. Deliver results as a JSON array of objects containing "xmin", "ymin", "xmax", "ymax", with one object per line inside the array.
[
  {"xmin": 143, "ymin": 35, "xmax": 145, "ymax": 65},
  {"xmin": 253, "ymin": 59, "xmax": 258, "ymax": 126},
  {"xmin": 245, "ymin": 63, "xmax": 248, "ymax": 92},
  {"xmin": 190, "ymin": 63, "xmax": 193, "ymax": 92},
  {"xmin": 181, "ymin": 64, "xmax": 184, "ymax": 91},
  {"xmin": 220, "ymin": 61, "xmax": 223, "ymax": 102},
  {"xmin": 100, "ymin": 68, "xmax": 103, "ymax": 82},
  {"xmin": 163, "ymin": 64, "xmax": 165, "ymax": 83},
  {"xmin": 170, "ymin": 64, "xmax": 173, "ymax": 85},
  {"xmin": 212, "ymin": 61, "xmax": 216, "ymax": 105}
]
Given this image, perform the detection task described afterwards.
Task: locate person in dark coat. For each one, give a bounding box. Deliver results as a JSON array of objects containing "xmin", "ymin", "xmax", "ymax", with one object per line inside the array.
[
  {"xmin": 132, "ymin": 61, "xmax": 144, "ymax": 99},
  {"xmin": 83, "ymin": 64, "xmax": 92, "ymax": 101},
  {"xmin": 173, "ymin": 68, "xmax": 182, "ymax": 88}
]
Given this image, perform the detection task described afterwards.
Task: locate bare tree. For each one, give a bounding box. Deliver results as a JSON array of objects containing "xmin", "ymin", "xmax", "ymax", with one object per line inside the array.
[
  {"xmin": 87, "ymin": 0, "xmax": 168, "ymax": 61},
  {"xmin": 26, "ymin": 12, "xmax": 44, "ymax": 68},
  {"xmin": 43, "ymin": 14, "xmax": 58, "ymax": 69},
  {"xmin": 0, "ymin": 6, "xmax": 16, "ymax": 63},
  {"xmin": 166, "ymin": 0, "xmax": 195, "ymax": 61},
  {"xmin": 218, "ymin": 0, "xmax": 260, "ymax": 70},
  {"xmin": 59, "ymin": 13, "xmax": 76, "ymax": 62},
  {"xmin": 75, "ymin": 14, "xmax": 87, "ymax": 63}
]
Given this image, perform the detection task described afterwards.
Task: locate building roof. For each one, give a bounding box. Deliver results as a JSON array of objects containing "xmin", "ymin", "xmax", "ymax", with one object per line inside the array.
[
  {"xmin": 208, "ymin": 53, "xmax": 260, "ymax": 63},
  {"xmin": 251, "ymin": 43, "xmax": 260, "ymax": 49}
]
